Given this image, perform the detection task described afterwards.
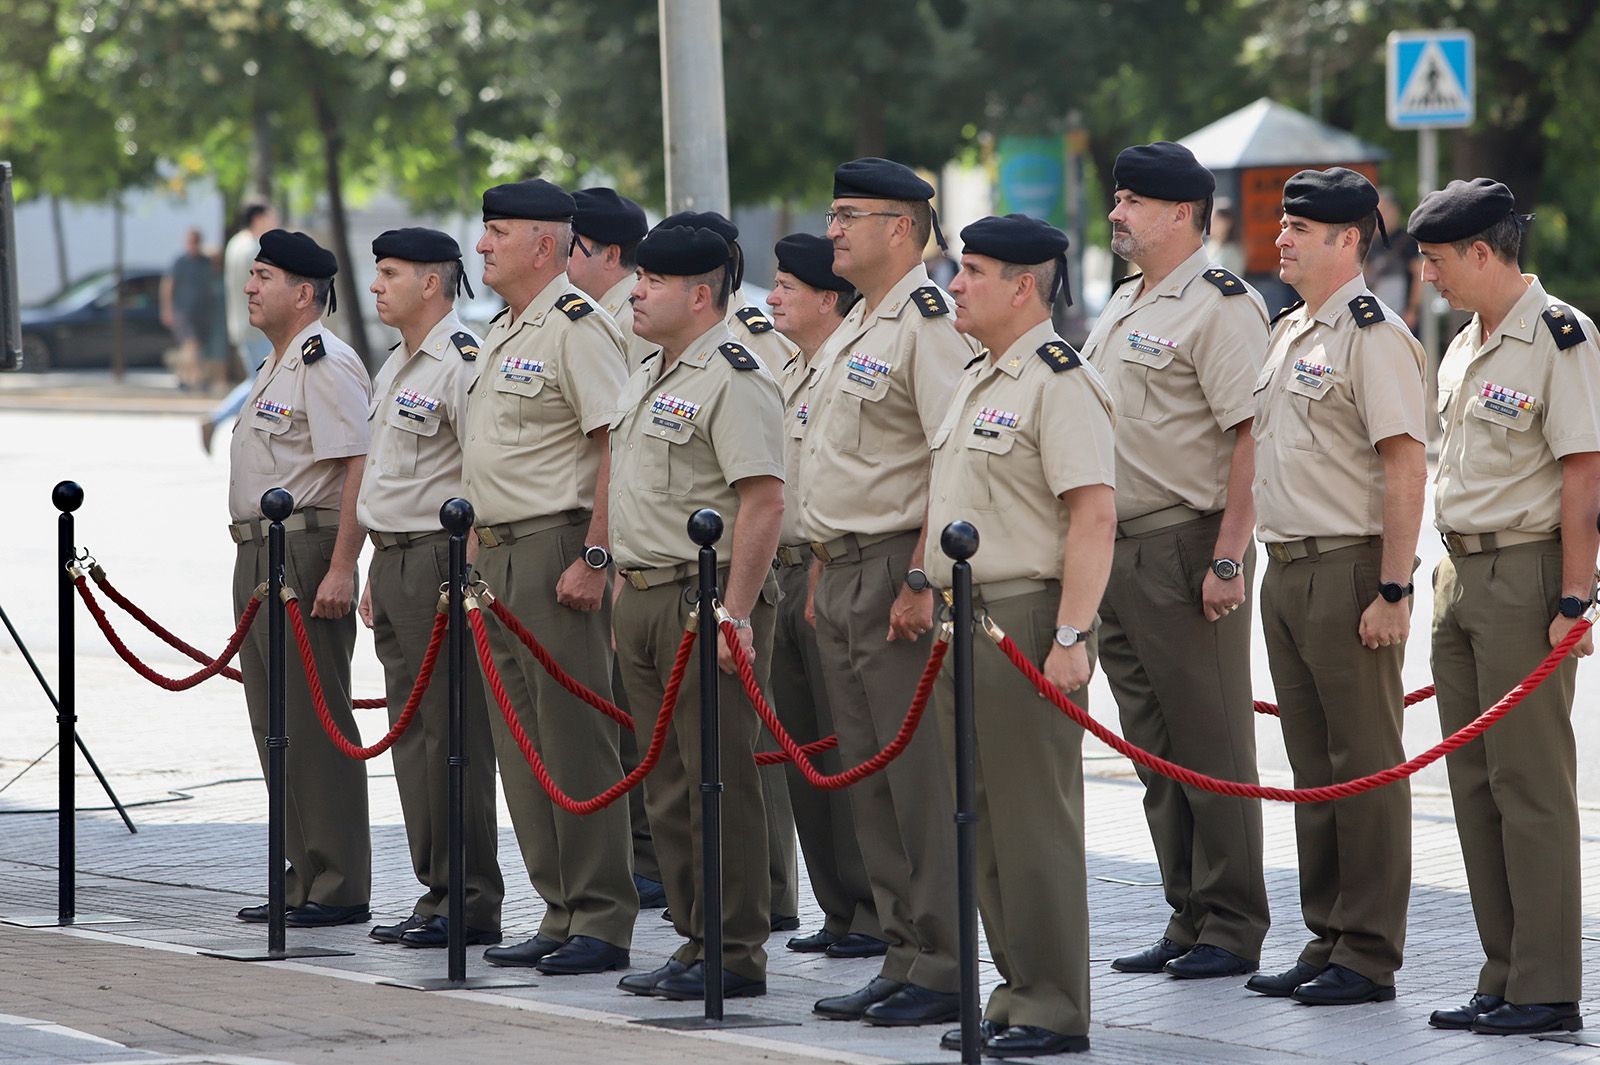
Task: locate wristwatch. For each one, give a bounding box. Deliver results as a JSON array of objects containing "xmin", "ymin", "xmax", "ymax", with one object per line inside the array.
[
  {"xmin": 1053, "ymin": 624, "xmax": 1084, "ymax": 649},
  {"xmin": 904, "ymin": 567, "xmax": 931, "ymax": 593},
  {"xmin": 1211, "ymin": 558, "xmax": 1242, "ymax": 581},
  {"xmin": 582, "ymin": 545, "xmax": 612, "ymax": 570},
  {"xmin": 1559, "ymin": 595, "xmax": 1591, "ymax": 619},
  {"xmin": 1378, "ymin": 581, "xmax": 1414, "ymax": 604}
]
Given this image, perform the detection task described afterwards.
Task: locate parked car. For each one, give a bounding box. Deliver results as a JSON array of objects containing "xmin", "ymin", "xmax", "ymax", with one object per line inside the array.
[{"xmin": 19, "ymin": 268, "xmax": 174, "ymax": 371}]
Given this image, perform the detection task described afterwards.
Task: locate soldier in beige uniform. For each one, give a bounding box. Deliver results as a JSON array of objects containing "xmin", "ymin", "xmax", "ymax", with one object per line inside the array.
[
  {"xmin": 1083, "ymin": 143, "xmax": 1271, "ymax": 980},
  {"xmin": 462, "ymin": 179, "xmax": 637, "ymax": 976},
  {"xmin": 802, "ymin": 157, "xmax": 980, "ymax": 1028},
  {"xmin": 1410, "ymin": 180, "xmax": 1600, "ymax": 1036},
  {"xmin": 569, "ymin": 186, "xmax": 665, "ymax": 908},
  {"xmin": 661, "ymin": 210, "xmax": 800, "ymax": 372},
  {"xmin": 763, "ymin": 233, "xmax": 885, "ymax": 959},
  {"xmin": 228, "ymin": 230, "xmax": 372, "ymax": 927},
  {"xmin": 356, "ymin": 228, "xmax": 504, "ymax": 948},
  {"xmin": 609, "ymin": 225, "xmax": 785, "ymax": 1001},
  {"xmin": 1247, "ymin": 169, "xmax": 1426, "ymax": 1005},
  {"xmin": 928, "ymin": 214, "xmax": 1115, "ymax": 1059}
]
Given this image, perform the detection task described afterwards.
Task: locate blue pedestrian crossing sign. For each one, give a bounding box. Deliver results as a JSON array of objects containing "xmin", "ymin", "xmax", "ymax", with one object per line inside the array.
[{"xmin": 1387, "ymin": 30, "xmax": 1475, "ymax": 129}]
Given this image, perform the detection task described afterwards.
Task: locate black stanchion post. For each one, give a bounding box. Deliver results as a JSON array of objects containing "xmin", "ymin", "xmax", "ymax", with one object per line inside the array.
[
  {"xmin": 261, "ymin": 487, "xmax": 294, "ymax": 956},
  {"xmin": 942, "ymin": 520, "xmax": 982, "ymax": 1065},
  {"xmin": 687, "ymin": 507, "xmax": 725, "ymax": 1022},
  {"xmin": 441, "ymin": 497, "xmax": 473, "ymax": 984},
  {"xmin": 53, "ymin": 480, "xmax": 82, "ymax": 924}
]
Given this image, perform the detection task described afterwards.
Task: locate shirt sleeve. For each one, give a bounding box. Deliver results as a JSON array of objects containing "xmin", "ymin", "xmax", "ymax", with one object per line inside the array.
[
  {"xmin": 559, "ymin": 317, "xmax": 629, "ymax": 434},
  {"xmin": 1193, "ymin": 297, "xmax": 1269, "ymax": 431},
  {"xmin": 1039, "ymin": 370, "xmax": 1117, "ymax": 498},
  {"xmin": 1542, "ymin": 327, "xmax": 1600, "ymax": 458},
  {"xmin": 1353, "ymin": 324, "xmax": 1427, "ymax": 447},
  {"xmin": 710, "ymin": 369, "xmax": 787, "ymax": 485},
  {"xmin": 908, "ymin": 317, "xmax": 979, "ymax": 446},
  {"xmin": 305, "ymin": 349, "xmax": 372, "ymax": 462}
]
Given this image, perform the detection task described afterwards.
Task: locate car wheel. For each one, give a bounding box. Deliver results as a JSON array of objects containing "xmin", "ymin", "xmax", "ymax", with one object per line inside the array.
[{"xmin": 20, "ymin": 332, "xmax": 53, "ymax": 371}]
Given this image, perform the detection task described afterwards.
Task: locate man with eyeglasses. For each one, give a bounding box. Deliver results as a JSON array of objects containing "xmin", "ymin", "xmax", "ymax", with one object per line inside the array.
[{"xmin": 800, "ymin": 157, "xmax": 980, "ymax": 1028}]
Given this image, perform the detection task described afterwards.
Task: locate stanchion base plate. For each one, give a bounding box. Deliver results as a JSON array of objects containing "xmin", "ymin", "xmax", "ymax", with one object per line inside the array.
[
  {"xmin": 378, "ymin": 975, "xmax": 539, "ymax": 992},
  {"xmin": 0, "ymin": 912, "xmax": 133, "ymax": 928},
  {"xmin": 199, "ymin": 945, "xmax": 353, "ymax": 962},
  {"xmin": 635, "ymin": 1013, "xmax": 798, "ymax": 1031}
]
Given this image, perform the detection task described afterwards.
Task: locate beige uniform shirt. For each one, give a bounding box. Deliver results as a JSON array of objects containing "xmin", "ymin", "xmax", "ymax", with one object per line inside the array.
[
  {"xmin": 228, "ymin": 321, "xmax": 371, "ymax": 520},
  {"xmin": 1081, "ymin": 247, "xmax": 1268, "ymax": 521},
  {"xmin": 778, "ymin": 350, "xmax": 826, "ymax": 549},
  {"xmin": 796, "ymin": 264, "xmax": 979, "ymax": 541},
  {"xmin": 927, "ymin": 322, "xmax": 1117, "ymax": 587},
  {"xmin": 1435, "ymin": 275, "xmax": 1600, "ymax": 535},
  {"xmin": 608, "ymin": 324, "xmax": 786, "ymax": 570},
  {"xmin": 356, "ymin": 310, "xmax": 479, "ymax": 534},
  {"xmin": 1252, "ymin": 273, "xmax": 1426, "ymax": 542},
  {"xmin": 726, "ymin": 292, "xmax": 798, "ymax": 372},
  {"xmin": 599, "ymin": 274, "xmax": 656, "ymax": 373},
  {"xmin": 461, "ymin": 273, "xmax": 628, "ymax": 526}
]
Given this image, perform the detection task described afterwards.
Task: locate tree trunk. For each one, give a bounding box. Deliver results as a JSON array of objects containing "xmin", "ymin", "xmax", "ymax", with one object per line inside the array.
[
  {"xmin": 853, "ymin": 84, "xmax": 885, "ymax": 159},
  {"xmin": 309, "ymin": 82, "xmax": 370, "ymax": 365}
]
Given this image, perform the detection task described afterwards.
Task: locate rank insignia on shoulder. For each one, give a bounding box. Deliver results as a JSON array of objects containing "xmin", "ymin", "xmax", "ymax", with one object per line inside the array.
[
  {"xmin": 557, "ymin": 294, "xmax": 594, "ymax": 320},
  {"xmin": 1112, "ymin": 272, "xmax": 1142, "ymax": 293},
  {"xmin": 450, "ymin": 330, "xmax": 479, "ymax": 361},
  {"xmin": 736, "ymin": 306, "xmax": 775, "ymax": 333},
  {"xmin": 718, "ymin": 342, "xmax": 759, "ymax": 370},
  {"xmin": 1348, "ymin": 295, "xmax": 1381, "ymax": 328},
  {"xmin": 912, "ymin": 286, "xmax": 949, "ymax": 317},
  {"xmin": 301, "ymin": 334, "xmax": 326, "ymax": 364},
  {"xmin": 1270, "ymin": 299, "xmax": 1304, "ymax": 326},
  {"xmin": 1202, "ymin": 268, "xmax": 1245, "ymax": 294},
  {"xmin": 1543, "ymin": 305, "xmax": 1587, "ymax": 350},
  {"xmin": 1036, "ymin": 341, "xmax": 1081, "ymax": 373}
]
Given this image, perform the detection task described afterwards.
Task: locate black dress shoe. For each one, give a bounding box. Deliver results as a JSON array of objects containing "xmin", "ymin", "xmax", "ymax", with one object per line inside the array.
[
  {"xmin": 1471, "ymin": 1001, "xmax": 1582, "ymax": 1035},
  {"xmin": 634, "ymin": 874, "xmax": 667, "ymax": 909},
  {"xmin": 660, "ymin": 908, "xmax": 673, "ymax": 922},
  {"xmin": 826, "ymin": 933, "xmax": 889, "ymax": 959},
  {"xmin": 535, "ymin": 935, "xmax": 630, "ymax": 975},
  {"xmin": 369, "ymin": 913, "xmax": 427, "ymax": 944},
  {"xmin": 1291, "ymin": 963, "xmax": 1395, "ymax": 1005},
  {"xmin": 771, "ymin": 914, "xmax": 801, "ymax": 932},
  {"xmin": 284, "ymin": 902, "xmax": 371, "ymax": 928},
  {"xmin": 484, "ymin": 933, "xmax": 564, "ymax": 968},
  {"xmin": 619, "ymin": 959, "xmax": 688, "ymax": 996},
  {"xmin": 1164, "ymin": 944, "xmax": 1258, "ymax": 979},
  {"xmin": 1110, "ymin": 937, "xmax": 1188, "ymax": 973},
  {"xmin": 862, "ymin": 983, "xmax": 960, "ymax": 1027},
  {"xmin": 236, "ymin": 903, "xmax": 286, "ymax": 924},
  {"xmin": 814, "ymin": 976, "xmax": 904, "ymax": 1019},
  {"xmin": 1246, "ymin": 960, "xmax": 1325, "ymax": 997},
  {"xmin": 987, "ymin": 1025, "xmax": 1090, "ymax": 1058},
  {"xmin": 655, "ymin": 960, "xmax": 767, "ymax": 1000},
  {"xmin": 398, "ymin": 914, "xmax": 502, "ymax": 948},
  {"xmin": 940, "ymin": 1018, "xmax": 1002, "ymax": 1051},
  {"xmin": 787, "ymin": 928, "xmax": 839, "ymax": 953},
  {"xmin": 1429, "ymin": 992, "xmax": 1506, "ymax": 1030}
]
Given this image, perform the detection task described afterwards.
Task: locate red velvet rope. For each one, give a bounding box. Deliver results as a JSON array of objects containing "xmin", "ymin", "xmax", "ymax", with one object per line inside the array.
[
  {"xmin": 1254, "ymin": 685, "xmax": 1436, "ymax": 717},
  {"xmin": 994, "ymin": 617, "xmax": 1591, "ymax": 804},
  {"xmin": 92, "ymin": 569, "xmax": 247, "ymax": 683},
  {"xmin": 75, "ymin": 576, "xmax": 259, "ymax": 690},
  {"xmin": 719, "ymin": 619, "xmax": 946, "ymax": 790},
  {"xmin": 470, "ymin": 606, "xmax": 695, "ymax": 814},
  {"xmin": 486, "ymin": 597, "xmax": 634, "ymax": 729},
  {"xmin": 756, "ymin": 735, "xmax": 839, "ymax": 766},
  {"xmin": 285, "ymin": 598, "xmax": 440, "ymax": 760}
]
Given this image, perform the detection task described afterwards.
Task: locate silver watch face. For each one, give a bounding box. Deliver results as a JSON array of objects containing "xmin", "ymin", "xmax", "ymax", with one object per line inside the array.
[
  {"xmin": 1053, "ymin": 625, "xmax": 1081, "ymax": 648},
  {"xmin": 1212, "ymin": 558, "xmax": 1241, "ymax": 580},
  {"xmin": 583, "ymin": 545, "xmax": 609, "ymax": 569}
]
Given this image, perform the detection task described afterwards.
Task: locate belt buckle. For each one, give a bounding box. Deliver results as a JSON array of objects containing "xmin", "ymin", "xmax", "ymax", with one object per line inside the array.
[
  {"xmin": 1267, "ymin": 542, "xmax": 1290, "ymax": 563},
  {"xmin": 624, "ymin": 570, "xmax": 649, "ymax": 591},
  {"xmin": 1443, "ymin": 532, "xmax": 1465, "ymax": 555},
  {"xmin": 809, "ymin": 541, "xmax": 833, "ymax": 563},
  {"xmin": 478, "ymin": 527, "xmax": 501, "ymax": 548}
]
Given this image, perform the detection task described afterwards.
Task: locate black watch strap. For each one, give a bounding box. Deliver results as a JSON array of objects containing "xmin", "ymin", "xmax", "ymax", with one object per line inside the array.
[{"xmin": 1559, "ymin": 595, "xmax": 1591, "ymax": 619}]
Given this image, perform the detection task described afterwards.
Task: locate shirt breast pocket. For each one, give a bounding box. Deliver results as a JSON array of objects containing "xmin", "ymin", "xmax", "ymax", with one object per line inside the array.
[
  {"xmin": 961, "ymin": 429, "xmax": 1016, "ymax": 508},
  {"xmin": 385, "ymin": 406, "xmax": 441, "ymax": 477},
  {"xmin": 827, "ymin": 376, "xmax": 888, "ymax": 455},
  {"xmin": 1115, "ymin": 345, "xmax": 1176, "ymax": 421},
  {"xmin": 1282, "ymin": 374, "xmax": 1333, "ymax": 451},
  {"xmin": 1466, "ymin": 396, "xmax": 1534, "ymax": 474},
  {"xmin": 492, "ymin": 372, "xmax": 546, "ymax": 445},
  {"xmin": 642, "ymin": 417, "xmax": 695, "ymax": 497}
]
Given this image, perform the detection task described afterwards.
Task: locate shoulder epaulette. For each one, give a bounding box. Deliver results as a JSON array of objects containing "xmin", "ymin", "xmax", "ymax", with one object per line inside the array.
[
  {"xmin": 736, "ymin": 305, "xmax": 775, "ymax": 334},
  {"xmin": 301, "ymin": 334, "xmax": 326, "ymax": 364},
  {"xmin": 1201, "ymin": 268, "xmax": 1246, "ymax": 295},
  {"xmin": 1270, "ymin": 299, "xmax": 1304, "ymax": 326},
  {"xmin": 1036, "ymin": 340, "xmax": 1082, "ymax": 373},
  {"xmin": 489, "ymin": 306, "xmax": 510, "ymax": 324},
  {"xmin": 718, "ymin": 342, "xmax": 759, "ymax": 370},
  {"xmin": 1543, "ymin": 304, "xmax": 1587, "ymax": 350},
  {"xmin": 1112, "ymin": 272, "xmax": 1143, "ymax": 293},
  {"xmin": 556, "ymin": 293, "xmax": 594, "ymax": 321},
  {"xmin": 1349, "ymin": 294, "xmax": 1382, "ymax": 329},
  {"xmin": 450, "ymin": 331, "xmax": 479, "ymax": 361},
  {"xmin": 911, "ymin": 285, "xmax": 949, "ymax": 317}
]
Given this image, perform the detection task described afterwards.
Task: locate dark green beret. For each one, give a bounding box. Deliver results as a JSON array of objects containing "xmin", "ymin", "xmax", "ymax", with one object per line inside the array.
[
  {"xmin": 1113, "ymin": 142, "xmax": 1215, "ymax": 202},
  {"xmin": 372, "ymin": 227, "xmax": 461, "ymax": 263},
  {"xmin": 774, "ymin": 233, "xmax": 853, "ymax": 293},
  {"xmin": 256, "ymin": 229, "xmax": 336, "ymax": 278},
  {"xmin": 1282, "ymin": 167, "xmax": 1379, "ymax": 224},
  {"xmin": 574, "ymin": 188, "xmax": 648, "ymax": 245},
  {"xmin": 482, "ymin": 178, "xmax": 575, "ymax": 222},
  {"xmin": 1407, "ymin": 178, "xmax": 1517, "ymax": 244},
  {"xmin": 833, "ymin": 157, "xmax": 935, "ymax": 201},
  {"xmin": 635, "ymin": 226, "xmax": 731, "ymax": 276}
]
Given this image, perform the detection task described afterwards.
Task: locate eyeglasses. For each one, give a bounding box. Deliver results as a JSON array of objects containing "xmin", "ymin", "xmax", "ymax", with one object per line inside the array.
[{"xmin": 824, "ymin": 208, "xmax": 906, "ymax": 229}]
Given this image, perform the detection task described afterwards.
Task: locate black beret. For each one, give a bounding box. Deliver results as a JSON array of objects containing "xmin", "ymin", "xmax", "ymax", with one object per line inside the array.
[
  {"xmin": 481, "ymin": 178, "xmax": 575, "ymax": 222},
  {"xmin": 1282, "ymin": 167, "xmax": 1379, "ymax": 224},
  {"xmin": 573, "ymin": 188, "xmax": 648, "ymax": 245},
  {"xmin": 660, "ymin": 210, "xmax": 739, "ymax": 244},
  {"xmin": 255, "ymin": 229, "xmax": 336, "ymax": 278},
  {"xmin": 1113, "ymin": 141, "xmax": 1216, "ymax": 202},
  {"xmin": 774, "ymin": 234, "xmax": 853, "ymax": 293},
  {"xmin": 1407, "ymin": 178, "xmax": 1518, "ymax": 244},
  {"xmin": 959, "ymin": 214, "xmax": 1070, "ymax": 265},
  {"xmin": 635, "ymin": 226, "xmax": 731, "ymax": 276},
  {"xmin": 372, "ymin": 227, "xmax": 461, "ymax": 264},
  {"xmin": 833, "ymin": 157, "xmax": 935, "ymax": 201}
]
